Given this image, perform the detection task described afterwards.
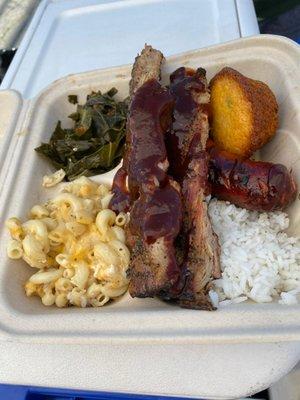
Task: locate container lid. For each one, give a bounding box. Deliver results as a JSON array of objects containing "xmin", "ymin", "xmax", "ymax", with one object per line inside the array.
[{"xmin": 0, "ymin": 0, "xmax": 259, "ymax": 98}]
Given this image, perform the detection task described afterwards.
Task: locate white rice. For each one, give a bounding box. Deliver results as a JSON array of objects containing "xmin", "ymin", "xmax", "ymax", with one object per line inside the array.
[{"xmin": 208, "ymin": 199, "xmax": 300, "ymax": 306}]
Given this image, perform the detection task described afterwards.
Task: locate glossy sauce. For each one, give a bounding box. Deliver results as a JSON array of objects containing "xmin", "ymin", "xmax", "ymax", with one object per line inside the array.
[
  {"xmin": 111, "ymin": 79, "xmax": 183, "ymax": 246},
  {"xmin": 127, "ymin": 79, "xmax": 174, "ymax": 194},
  {"xmin": 130, "ymin": 184, "xmax": 182, "ymax": 244},
  {"xmin": 110, "ymin": 79, "xmax": 174, "ymax": 214},
  {"xmin": 109, "ymin": 167, "xmax": 131, "ymax": 213},
  {"xmin": 128, "ymin": 80, "xmax": 182, "ymax": 244},
  {"xmin": 166, "ymin": 67, "xmax": 208, "ymax": 181}
]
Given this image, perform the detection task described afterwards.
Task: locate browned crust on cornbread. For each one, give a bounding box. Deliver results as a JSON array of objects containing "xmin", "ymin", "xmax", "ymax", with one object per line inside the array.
[{"xmin": 210, "ymin": 67, "xmax": 278, "ymax": 158}]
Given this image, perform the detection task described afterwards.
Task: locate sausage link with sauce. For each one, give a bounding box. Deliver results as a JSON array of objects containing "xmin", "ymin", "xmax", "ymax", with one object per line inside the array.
[{"xmin": 208, "ymin": 145, "xmax": 297, "ymax": 212}]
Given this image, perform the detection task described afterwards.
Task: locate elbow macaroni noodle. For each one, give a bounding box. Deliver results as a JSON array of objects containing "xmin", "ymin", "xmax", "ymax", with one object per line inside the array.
[
  {"xmin": 7, "ymin": 239, "xmax": 23, "ymax": 259},
  {"xmin": 6, "ymin": 177, "xmax": 130, "ymax": 308},
  {"xmin": 42, "ymin": 169, "xmax": 66, "ymax": 187}
]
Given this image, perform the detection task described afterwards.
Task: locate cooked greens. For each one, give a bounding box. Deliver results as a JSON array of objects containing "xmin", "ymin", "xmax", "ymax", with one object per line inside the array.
[{"xmin": 35, "ymin": 88, "xmax": 128, "ymax": 181}]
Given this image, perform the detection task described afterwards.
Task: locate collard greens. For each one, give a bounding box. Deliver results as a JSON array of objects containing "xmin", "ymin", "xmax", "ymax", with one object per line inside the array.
[{"xmin": 35, "ymin": 88, "xmax": 128, "ymax": 181}]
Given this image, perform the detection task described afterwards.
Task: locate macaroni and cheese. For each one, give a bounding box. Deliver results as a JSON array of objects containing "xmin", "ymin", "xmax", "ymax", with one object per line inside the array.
[{"xmin": 6, "ymin": 176, "xmax": 129, "ymax": 307}]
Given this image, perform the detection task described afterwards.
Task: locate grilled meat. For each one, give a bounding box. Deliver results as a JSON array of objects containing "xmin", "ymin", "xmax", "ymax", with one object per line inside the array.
[
  {"xmin": 129, "ymin": 180, "xmax": 182, "ymax": 297},
  {"xmin": 129, "ymin": 45, "xmax": 164, "ymax": 98},
  {"xmin": 111, "ymin": 53, "xmax": 220, "ymax": 309},
  {"xmin": 178, "ymin": 153, "xmax": 221, "ymax": 310},
  {"xmin": 109, "ymin": 168, "xmax": 131, "ymax": 213},
  {"xmin": 110, "ymin": 45, "xmax": 164, "ymax": 213},
  {"xmin": 127, "ymin": 79, "xmax": 173, "ymax": 199},
  {"xmin": 127, "ymin": 79, "xmax": 182, "ymax": 297},
  {"xmin": 111, "ymin": 46, "xmax": 182, "ymax": 297},
  {"xmin": 208, "ymin": 141, "xmax": 297, "ymax": 212},
  {"xmin": 165, "ymin": 67, "xmax": 210, "ymax": 182},
  {"xmin": 163, "ymin": 67, "xmax": 221, "ymax": 310}
]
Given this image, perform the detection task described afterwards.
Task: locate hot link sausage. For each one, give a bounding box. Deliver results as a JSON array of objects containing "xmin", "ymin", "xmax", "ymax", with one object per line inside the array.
[{"xmin": 208, "ymin": 145, "xmax": 297, "ymax": 212}]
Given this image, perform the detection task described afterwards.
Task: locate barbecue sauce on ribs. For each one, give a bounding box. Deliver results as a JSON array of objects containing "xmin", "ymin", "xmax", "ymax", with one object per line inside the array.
[
  {"xmin": 127, "ymin": 79, "xmax": 173, "ymax": 197},
  {"xmin": 110, "ymin": 46, "xmax": 220, "ymax": 307},
  {"xmin": 166, "ymin": 67, "xmax": 209, "ymax": 181},
  {"xmin": 125, "ymin": 79, "xmax": 183, "ymax": 296},
  {"xmin": 162, "ymin": 67, "xmax": 221, "ymax": 310},
  {"xmin": 109, "ymin": 168, "xmax": 131, "ymax": 213}
]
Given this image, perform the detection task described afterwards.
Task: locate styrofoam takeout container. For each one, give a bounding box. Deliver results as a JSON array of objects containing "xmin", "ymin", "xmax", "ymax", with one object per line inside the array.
[{"xmin": 0, "ymin": 35, "xmax": 299, "ymax": 347}]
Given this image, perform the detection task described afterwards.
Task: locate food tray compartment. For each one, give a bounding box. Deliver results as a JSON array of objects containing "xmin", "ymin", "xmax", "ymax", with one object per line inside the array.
[{"xmin": 0, "ymin": 34, "xmax": 299, "ymax": 344}]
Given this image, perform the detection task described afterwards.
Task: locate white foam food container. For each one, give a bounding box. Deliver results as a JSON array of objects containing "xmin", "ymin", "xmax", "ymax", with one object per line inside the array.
[{"xmin": 0, "ymin": 35, "xmax": 299, "ymax": 348}]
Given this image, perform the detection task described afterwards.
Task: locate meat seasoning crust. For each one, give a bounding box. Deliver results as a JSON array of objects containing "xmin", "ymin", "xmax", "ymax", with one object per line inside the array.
[{"xmin": 129, "ymin": 45, "xmax": 164, "ymax": 98}]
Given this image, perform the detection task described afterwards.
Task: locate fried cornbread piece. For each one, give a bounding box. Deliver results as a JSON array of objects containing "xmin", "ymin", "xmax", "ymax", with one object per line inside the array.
[{"xmin": 210, "ymin": 67, "xmax": 278, "ymax": 157}]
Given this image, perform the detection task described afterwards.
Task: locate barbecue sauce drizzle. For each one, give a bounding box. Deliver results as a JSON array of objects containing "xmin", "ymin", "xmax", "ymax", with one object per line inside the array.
[
  {"xmin": 110, "ymin": 70, "xmax": 211, "ymax": 296},
  {"xmin": 110, "ymin": 67, "xmax": 209, "ymax": 215},
  {"xmin": 110, "ymin": 79, "xmax": 182, "ymax": 247},
  {"xmin": 166, "ymin": 67, "xmax": 208, "ymax": 181},
  {"xmin": 162, "ymin": 67, "xmax": 212, "ymax": 299},
  {"xmin": 127, "ymin": 79, "xmax": 182, "ymax": 245},
  {"xmin": 109, "ymin": 167, "xmax": 130, "ymax": 213}
]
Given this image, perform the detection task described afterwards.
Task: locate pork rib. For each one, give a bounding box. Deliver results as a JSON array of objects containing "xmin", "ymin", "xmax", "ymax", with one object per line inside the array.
[
  {"xmin": 129, "ymin": 180, "xmax": 182, "ymax": 297},
  {"xmin": 127, "ymin": 79, "xmax": 182, "ymax": 297},
  {"xmin": 111, "ymin": 50, "xmax": 220, "ymax": 308},
  {"xmin": 164, "ymin": 67, "xmax": 221, "ymax": 310},
  {"xmin": 110, "ymin": 45, "xmax": 164, "ymax": 213},
  {"xmin": 129, "ymin": 45, "xmax": 164, "ymax": 98},
  {"xmin": 166, "ymin": 67, "xmax": 210, "ymax": 181},
  {"xmin": 178, "ymin": 153, "xmax": 221, "ymax": 310},
  {"xmin": 111, "ymin": 46, "xmax": 182, "ymax": 297}
]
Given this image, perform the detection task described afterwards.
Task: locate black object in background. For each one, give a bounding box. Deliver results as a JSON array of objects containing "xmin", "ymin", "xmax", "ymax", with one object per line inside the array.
[
  {"xmin": 250, "ymin": 389, "xmax": 269, "ymax": 399},
  {"xmin": 255, "ymin": 0, "xmax": 300, "ymax": 20},
  {"xmin": 0, "ymin": 48, "xmax": 16, "ymax": 83},
  {"xmin": 255, "ymin": 0, "xmax": 300, "ymax": 40}
]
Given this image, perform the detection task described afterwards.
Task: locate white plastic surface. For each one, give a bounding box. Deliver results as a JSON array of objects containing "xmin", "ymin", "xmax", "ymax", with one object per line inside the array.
[
  {"xmin": 0, "ymin": 90, "xmax": 22, "ymax": 178},
  {"xmin": 0, "ymin": 35, "xmax": 299, "ymax": 398},
  {"xmin": 0, "ymin": 0, "xmax": 259, "ymax": 99},
  {"xmin": 0, "ymin": 341, "xmax": 299, "ymax": 400},
  {"xmin": 235, "ymin": 0, "xmax": 260, "ymax": 37},
  {"xmin": 269, "ymin": 363, "xmax": 300, "ymax": 400}
]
